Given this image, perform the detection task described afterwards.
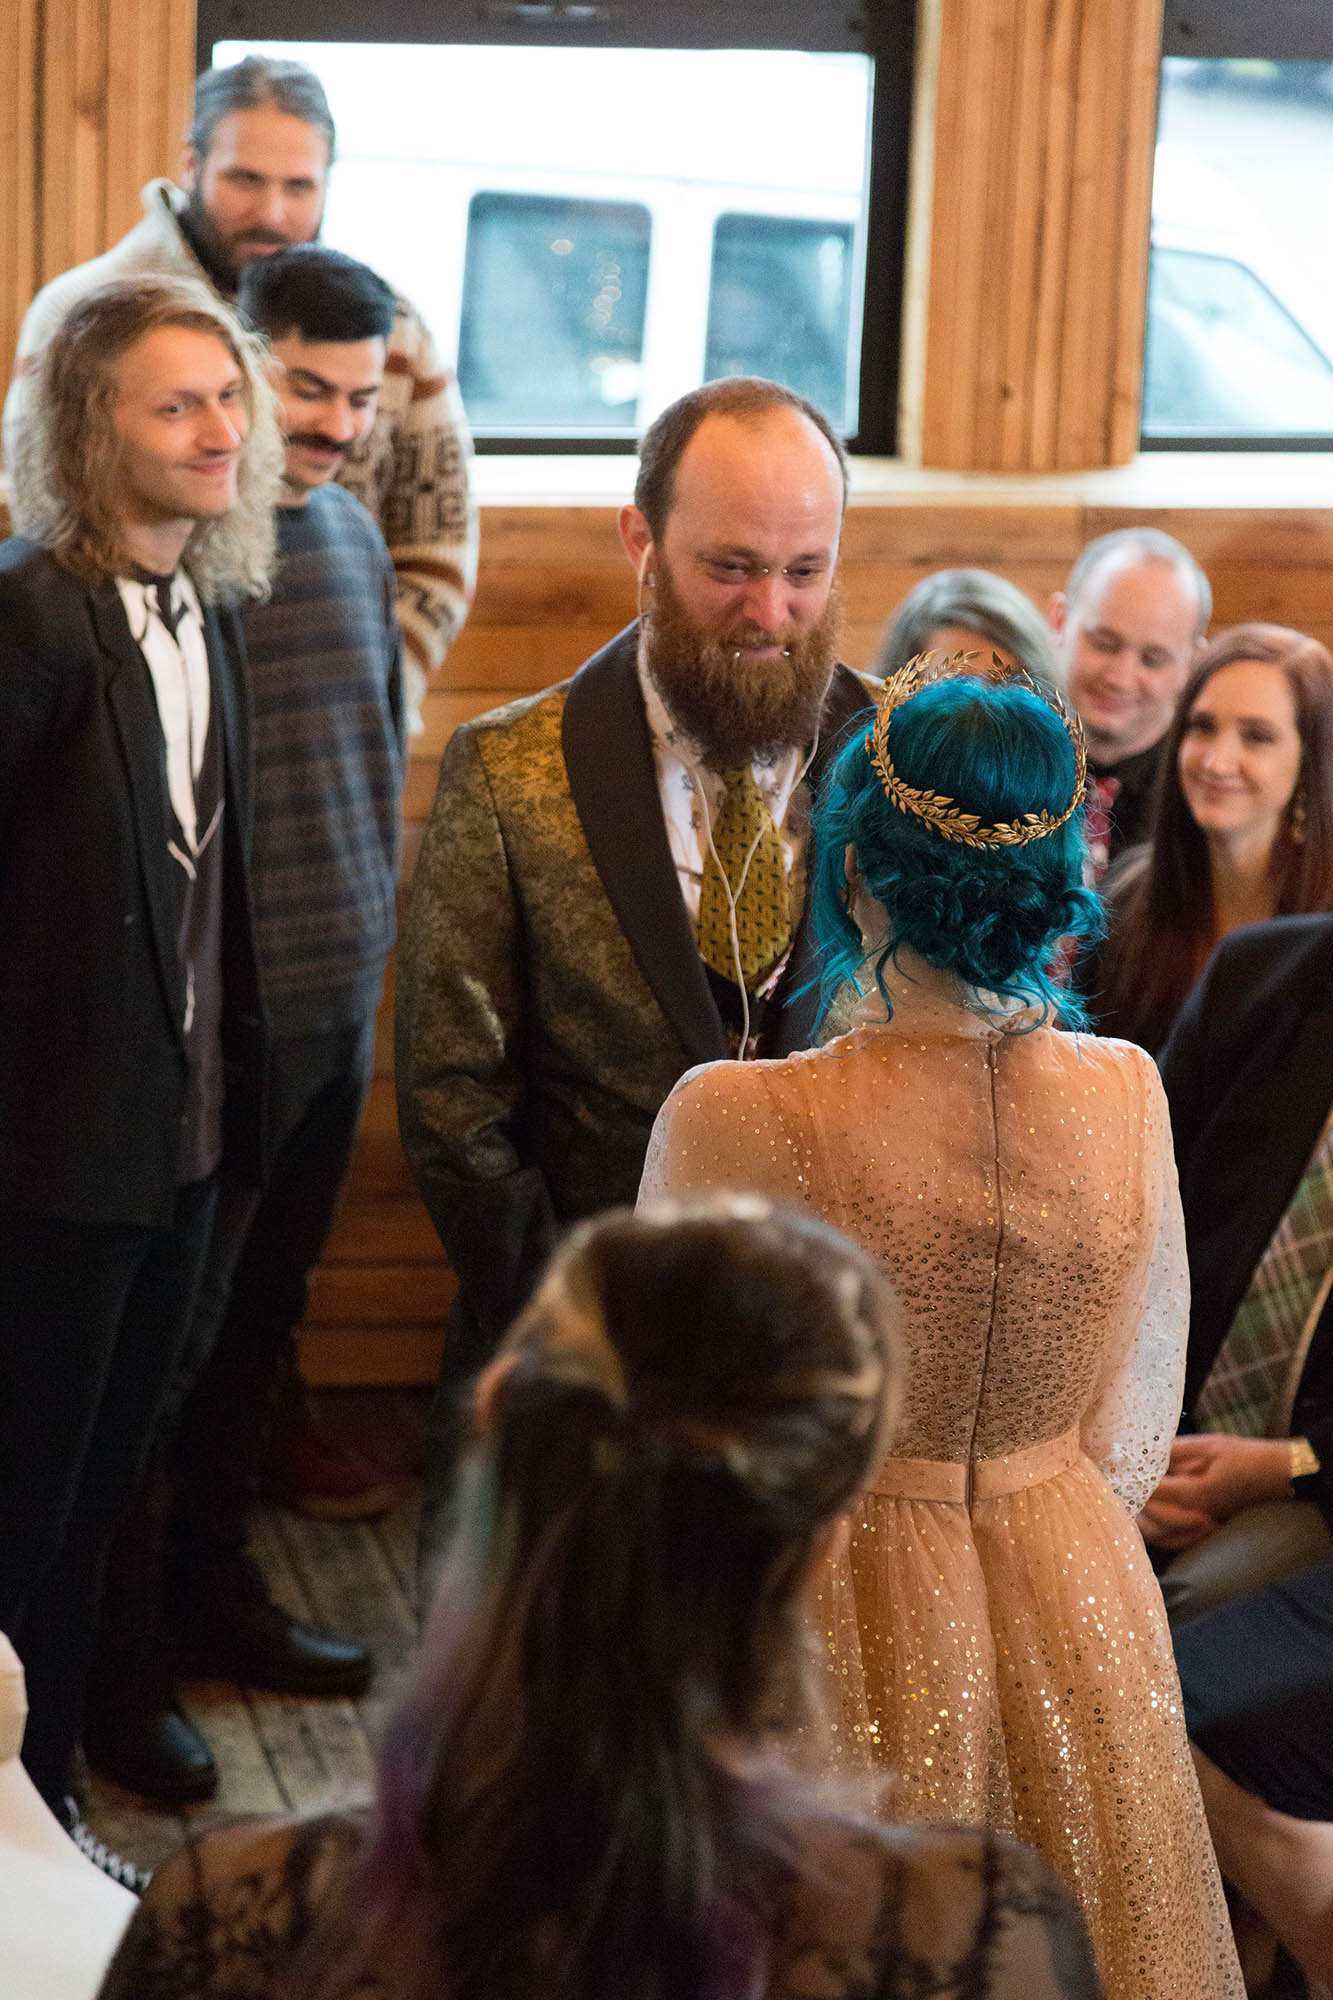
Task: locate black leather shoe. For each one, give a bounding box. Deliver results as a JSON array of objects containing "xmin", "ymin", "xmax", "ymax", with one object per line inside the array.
[
  {"xmin": 175, "ymin": 1558, "xmax": 373, "ymax": 1699},
  {"xmin": 83, "ymin": 1702, "xmax": 218, "ymax": 1805}
]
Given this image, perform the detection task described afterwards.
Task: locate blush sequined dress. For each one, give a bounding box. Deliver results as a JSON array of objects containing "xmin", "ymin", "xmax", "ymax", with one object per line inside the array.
[{"xmin": 639, "ymin": 978, "xmax": 1242, "ymax": 2000}]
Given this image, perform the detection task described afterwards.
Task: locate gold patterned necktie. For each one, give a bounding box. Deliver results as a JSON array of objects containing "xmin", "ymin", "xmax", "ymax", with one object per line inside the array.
[{"xmin": 697, "ymin": 765, "xmax": 793, "ymax": 991}]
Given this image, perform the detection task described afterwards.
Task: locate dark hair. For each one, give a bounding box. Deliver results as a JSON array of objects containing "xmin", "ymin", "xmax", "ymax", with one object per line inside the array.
[
  {"xmin": 237, "ymin": 245, "xmax": 396, "ymax": 344},
  {"xmin": 360, "ymin": 1202, "xmax": 901, "ymax": 2000},
  {"xmin": 190, "ymin": 56, "xmax": 336, "ymax": 164},
  {"xmin": 813, "ymin": 675, "xmax": 1102, "ymax": 1027},
  {"xmin": 1065, "ymin": 527, "xmax": 1211, "ymax": 635},
  {"xmin": 875, "ymin": 568, "xmax": 1059, "ymax": 690},
  {"xmin": 634, "ymin": 377, "xmax": 848, "ymax": 539},
  {"xmin": 1095, "ymin": 622, "xmax": 1333, "ymax": 1051}
]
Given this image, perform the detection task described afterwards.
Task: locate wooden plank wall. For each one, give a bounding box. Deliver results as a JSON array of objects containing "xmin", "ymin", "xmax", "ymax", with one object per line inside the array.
[
  {"xmin": 912, "ymin": 0, "xmax": 1163, "ymax": 471},
  {"xmin": 302, "ymin": 489, "xmax": 1333, "ymax": 1383},
  {"xmin": 0, "ymin": 0, "xmax": 194, "ymax": 389}
]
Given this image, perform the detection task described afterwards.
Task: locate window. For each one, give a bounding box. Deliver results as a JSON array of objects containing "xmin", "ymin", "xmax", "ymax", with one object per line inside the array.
[
  {"xmin": 705, "ymin": 215, "xmax": 857, "ymax": 430},
  {"xmin": 198, "ymin": 2, "xmax": 912, "ymax": 450},
  {"xmin": 1147, "ymin": 5, "xmax": 1333, "ymax": 445},
  {"xmin": 459, "ymin": 194, "xmax": 652, "ymax": 434}
]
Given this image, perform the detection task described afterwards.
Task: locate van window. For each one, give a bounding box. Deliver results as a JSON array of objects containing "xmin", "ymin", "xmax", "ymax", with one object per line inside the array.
[
  {"xmin": 459, "ymin": 194, "xmax": 651, "ymax": 434},
  {"xmin": 1145, "ymin": 49, "xmax": 1333, "ymax": 443},
  {"xmin": 705, "ymin": 215, "xmax": 856, "ymax": 430},
  {"xmin": 1145, "ymin": 244, "xmax": 1333, "ymax": 434},
  {"xmin": 207, "ymin": 36, "xmax": 885, "ymax": 445}
]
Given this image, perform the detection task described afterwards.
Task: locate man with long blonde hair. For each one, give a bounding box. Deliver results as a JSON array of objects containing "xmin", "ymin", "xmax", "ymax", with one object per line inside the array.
[{"xmin": 0, "ymin": 273, "xmax": 280, "ymax": 1880}]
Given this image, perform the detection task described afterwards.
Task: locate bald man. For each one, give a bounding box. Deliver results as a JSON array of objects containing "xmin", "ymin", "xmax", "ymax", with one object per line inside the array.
[{"xmin": 1050, "ymin": 527, "xmax": 1211, "ymax": 873}]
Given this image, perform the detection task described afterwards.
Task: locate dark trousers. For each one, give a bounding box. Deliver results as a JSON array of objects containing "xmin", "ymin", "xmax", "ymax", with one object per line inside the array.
[
  {"xmin": 0, "ymin": 1178, "xmax": 218, "ymax": 1808},
  {"xmin": 92, "ymin": 1019, "xmax": 375, "ymax": 1692}
]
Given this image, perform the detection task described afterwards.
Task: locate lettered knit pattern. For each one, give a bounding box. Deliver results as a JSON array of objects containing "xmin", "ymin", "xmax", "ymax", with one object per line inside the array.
[{"xmin": 242, "ymin": 485, "xmax": 406, "ymax": 1037}]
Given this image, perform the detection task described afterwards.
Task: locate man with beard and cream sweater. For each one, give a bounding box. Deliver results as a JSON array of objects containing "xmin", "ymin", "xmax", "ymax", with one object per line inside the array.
[{"xmin": 397, "ymin": 376, "xmax": 874, "ymax": 1579}]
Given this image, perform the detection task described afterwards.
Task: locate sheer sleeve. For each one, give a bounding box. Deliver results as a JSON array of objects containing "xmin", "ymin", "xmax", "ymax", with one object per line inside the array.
[
  {"xmin": 769, "ymin": 1822, "xmax": 1103, "ymax": 2000},
  {"xmin": 1079, "ymin": 1050, "xmax": 1188, "ymax": 1513},
  {"xmin": 638, "ymin": 1059, "xmax": 808, "ymax": 1208},
  {"xmin": 96, "ymin": 1813, "xmax": 371, "ymax": 2000}
]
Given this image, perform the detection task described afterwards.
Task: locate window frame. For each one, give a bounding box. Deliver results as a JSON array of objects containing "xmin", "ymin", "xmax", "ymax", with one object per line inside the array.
[
  {"xmin": 1144, "ymin": 1, "xmax": 1333, "ymax": 450},
  {"xmin": 196, "ymin": 0, "xmax": 914, "ymax": 453}
]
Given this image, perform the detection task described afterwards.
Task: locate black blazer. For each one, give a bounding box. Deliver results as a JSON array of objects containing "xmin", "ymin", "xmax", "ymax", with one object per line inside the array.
[
  {"xmin": 0, "ymin": 538, "xmax": 265, "ymax": 1227},
  {"xmin": 1158, "ymin": 913, "xmax": 1333, "ymax": 1478}
]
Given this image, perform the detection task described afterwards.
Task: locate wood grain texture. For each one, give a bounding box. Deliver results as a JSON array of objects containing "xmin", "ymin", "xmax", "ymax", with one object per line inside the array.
[
  {"xmin": 916, "ymin": 0, "xmax": 1163, "ymax": 471},
  {"xmin": 1, "ymin": 0, "xmax": 193, "ymax": 398},
  {"xmin": 0, "ymin": 0, "xmax": 40, "ymax": 403}
]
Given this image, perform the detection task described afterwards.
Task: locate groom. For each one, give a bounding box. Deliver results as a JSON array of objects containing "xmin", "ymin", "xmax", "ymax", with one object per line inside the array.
[{"xmin": 397, "ymin": 375, "xmax": 875, "ymax": 1568}]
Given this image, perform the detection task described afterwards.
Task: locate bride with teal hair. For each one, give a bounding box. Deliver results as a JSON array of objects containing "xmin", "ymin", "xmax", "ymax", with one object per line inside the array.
[{"xmin": 641, "ymin": 662, "xmax": 1244, "ymax": 2000}]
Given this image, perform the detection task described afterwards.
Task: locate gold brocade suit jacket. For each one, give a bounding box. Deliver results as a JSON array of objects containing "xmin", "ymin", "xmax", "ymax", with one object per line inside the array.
[{"xmin": 395, "ymin": 621, "xmax": 874, "ymax": 1347}]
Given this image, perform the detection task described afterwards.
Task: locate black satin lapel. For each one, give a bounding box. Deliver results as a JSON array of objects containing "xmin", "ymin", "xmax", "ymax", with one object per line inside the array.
[
  {"xmin": 810, "ymin": 663, "xmax": 878, "ymax": 786},
  {"xmin": 562, "ymin": 625, "xmax": 727, "ymax": 1066},
  {"xmin": 207, "ymin": 605, "xmax": 252, "ymax": 850},
  {"xmin": 92, "ymin": 588, "xmax": 188, "ymax": 1047}
]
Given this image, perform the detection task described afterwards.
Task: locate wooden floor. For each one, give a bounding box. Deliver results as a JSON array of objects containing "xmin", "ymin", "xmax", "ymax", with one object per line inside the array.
[{"xmin": 82, "ymin": 1388, "xmax": 430, "ymax": 1878}]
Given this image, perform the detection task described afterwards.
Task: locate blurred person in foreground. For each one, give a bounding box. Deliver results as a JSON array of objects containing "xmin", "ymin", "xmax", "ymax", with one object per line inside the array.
[
  {"xmin": 0, "ymin": 275, "xmax": 279, "ymax": 1878},
  {"xmin": 642, "ymin": 662, "xmax": 1242, "ymax": 2000},
  {"xmin": 1085, "ymin": 624, "xmax": 1333, "ymax": 1052},
  {"xmin": 1049, "ymin": 528, "xmax": 1210, "ymax": 879},
  {"xmin": 98, "ymin": 1202, "xmax": 1102, "ymax": 2000},
  {"xmin": 875, "ymin": 565, "xmax": 1059, "ymax": 689}
]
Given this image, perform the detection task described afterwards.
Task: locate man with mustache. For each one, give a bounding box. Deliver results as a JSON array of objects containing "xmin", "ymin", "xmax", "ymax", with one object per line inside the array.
[
  {"xmin": 5, "ymin": 55, "xmax": 475, "ymax": 726},
  {"xmin": 83, "ymin": 246, "xmax": 407, "ymax": 1805},
  {"xmin": 397, "ymin": 376, "xmax": 871, "ymax": 1579}
]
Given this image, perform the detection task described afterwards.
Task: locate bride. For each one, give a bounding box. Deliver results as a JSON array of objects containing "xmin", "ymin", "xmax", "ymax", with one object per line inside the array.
[{"xmin": 640, "ymin": 662, "xmax": 1242, "ymax": 2000}]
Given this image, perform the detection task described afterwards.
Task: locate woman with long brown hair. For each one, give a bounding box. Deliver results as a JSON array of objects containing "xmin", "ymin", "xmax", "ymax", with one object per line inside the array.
[
  {"xmin": 1088, "ymin": 623, "xmax": 1333, "ymax": 1051},
  {"xmin": 97, "ymin": 1202, "xmax": 1102, "ymax": 2000}
]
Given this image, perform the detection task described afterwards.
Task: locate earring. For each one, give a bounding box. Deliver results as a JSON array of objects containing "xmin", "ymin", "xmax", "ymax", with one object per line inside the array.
[{"xmin": 1292, "ymin": 786, "xmax": 1308, "ymax": 846}]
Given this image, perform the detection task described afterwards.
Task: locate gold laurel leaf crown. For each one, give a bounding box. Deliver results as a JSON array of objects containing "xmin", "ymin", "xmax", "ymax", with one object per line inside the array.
[{"xmin": 865, "ymin": 651, "xmax": 1087, "ymax": 849}]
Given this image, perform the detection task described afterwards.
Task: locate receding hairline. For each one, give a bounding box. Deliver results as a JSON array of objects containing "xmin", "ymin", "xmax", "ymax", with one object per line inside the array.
[
  {"xmin": 661, "ymin": 406, "xmax": 847, "ymax": 515},
  {"xmin": 1065, "ymin": 530, "xmax": 1211, "ymax": 635},
  {"xmin": 198, "ymin": 98, "xmax": 332, "ymax": 160}
]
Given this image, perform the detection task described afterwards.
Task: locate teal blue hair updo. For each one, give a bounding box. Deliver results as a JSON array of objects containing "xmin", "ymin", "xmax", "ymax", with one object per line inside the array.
[{"xmin": 812, "ymin": 674, "xmax": 1103, "ymax": 1028}]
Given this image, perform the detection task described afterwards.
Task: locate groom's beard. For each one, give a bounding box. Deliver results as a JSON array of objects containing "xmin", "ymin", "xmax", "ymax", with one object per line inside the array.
[{"xmin": 643, "ymin": 560, "xmax": 841, "ymax": 769}]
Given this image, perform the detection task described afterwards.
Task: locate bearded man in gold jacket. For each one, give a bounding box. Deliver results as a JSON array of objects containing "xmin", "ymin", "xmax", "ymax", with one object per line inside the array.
[{"xmin": 396, "ymin": 377, "xmax": 873, "ymax": 1571}]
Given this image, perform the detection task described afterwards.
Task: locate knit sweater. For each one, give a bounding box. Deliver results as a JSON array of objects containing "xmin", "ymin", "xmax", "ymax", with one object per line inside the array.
[
  {"xmin": 3, "ymin": 178, "xmax": 478, "ymax": 706},
  {"xmin": 243, "ymin": 484, "xmax": 405, "ymax": 1037}
]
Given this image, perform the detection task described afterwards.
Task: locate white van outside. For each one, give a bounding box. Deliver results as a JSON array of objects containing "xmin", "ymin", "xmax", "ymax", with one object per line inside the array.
[{"xmin": 218, "ymin": 40, "xmax": 873, "ymax": 437}]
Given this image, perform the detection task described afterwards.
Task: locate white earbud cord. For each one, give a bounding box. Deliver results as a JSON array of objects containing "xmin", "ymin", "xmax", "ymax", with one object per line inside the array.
[
  {"xmin": 679, "ymin": 738, "xmax": 818, "ymax": 1059},
  {"xmin": 636, "ymin": 556, "xmax": 818, "ymax": 1058}
]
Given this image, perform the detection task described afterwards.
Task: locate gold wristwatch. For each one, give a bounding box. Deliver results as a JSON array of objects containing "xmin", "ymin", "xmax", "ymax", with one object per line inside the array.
[{"xmin": 1290, "ymin": 1436, "xmax": 1321, "ymax": 1495}]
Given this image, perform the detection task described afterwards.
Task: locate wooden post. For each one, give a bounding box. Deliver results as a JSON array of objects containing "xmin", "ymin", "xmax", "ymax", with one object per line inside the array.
[
  {"xmin": 908, "ymin": 0, "xmax": 1163, "ymax": 472},
  {"xmin": 1, "ymin": 0, "xmax": 196, "ymax": 394}
]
